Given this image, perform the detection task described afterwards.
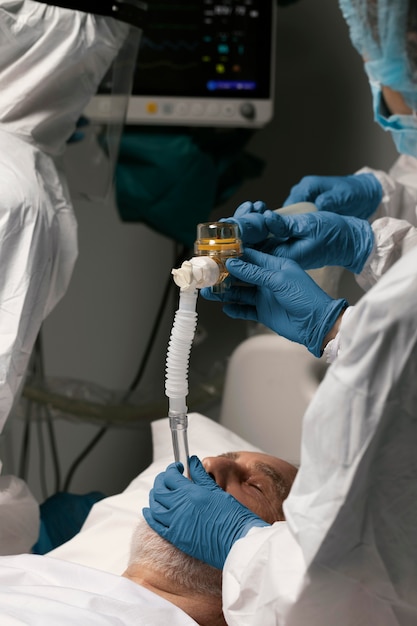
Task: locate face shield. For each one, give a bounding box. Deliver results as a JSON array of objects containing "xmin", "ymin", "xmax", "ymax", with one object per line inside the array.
[{"xmin": 37, "ymin": 0, "xmax": 148, "ymax": 200}]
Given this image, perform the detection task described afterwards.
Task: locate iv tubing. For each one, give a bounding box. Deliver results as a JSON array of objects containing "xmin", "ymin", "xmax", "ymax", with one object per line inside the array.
[{"xmin": 165, "ymin": 288, "xmax": 198, "ymax": 476}]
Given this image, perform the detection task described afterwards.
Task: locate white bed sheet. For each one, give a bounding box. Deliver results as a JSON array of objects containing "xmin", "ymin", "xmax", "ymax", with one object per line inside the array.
[{"xmin": 48, "ymin": 413, "xmax": 262, "ymax": 575}]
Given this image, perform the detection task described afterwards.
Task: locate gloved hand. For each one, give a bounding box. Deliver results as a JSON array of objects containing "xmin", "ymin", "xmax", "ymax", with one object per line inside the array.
[
  {"xmin": 238, "ymin": 210, "xmax": 374, "ymax": 274},
  {"xmin": 201, "ymin": 248, "xmax": 348, "ymax": 357},
  {"xmin": 283, "ymin": 173, "xmax": 383, "ymax": 220},
  {"xmin": 221, "ymin": 200, "xmax": 272, "ymax": 245},
  {"xmin": 223, "ymin": 203, "xmax": 374, "ymax": 273},
  {"xmin": 143, "ymin": 456, "xmax": 268, "ymax": 570}
]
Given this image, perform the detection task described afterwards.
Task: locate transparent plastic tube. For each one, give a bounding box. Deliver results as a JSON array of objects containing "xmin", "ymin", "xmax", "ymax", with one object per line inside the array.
[
  {"xmin": 165, "ymin": 288, "xmax": 198, "ymax": 476},
  {"xmin": 165, "ymin": 220, "xmax": 242, "ymax": 474}
]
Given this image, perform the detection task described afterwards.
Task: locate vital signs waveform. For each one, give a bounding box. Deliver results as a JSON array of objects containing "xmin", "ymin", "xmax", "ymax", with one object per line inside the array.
[{"xmin": 140, "ymin": 37, "xmax": 199, "ymax": 53}]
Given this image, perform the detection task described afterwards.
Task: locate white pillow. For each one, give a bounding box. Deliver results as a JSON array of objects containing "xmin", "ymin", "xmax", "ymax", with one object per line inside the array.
[{"xmin": 48, "ymin": 413, "xmax": 262, "ymax": 575}]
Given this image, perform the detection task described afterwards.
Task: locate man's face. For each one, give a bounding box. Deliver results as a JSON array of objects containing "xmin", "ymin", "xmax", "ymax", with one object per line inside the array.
[
  {"xmin": 126, "ymin": 450, "xmax": 298, "ymax": 598},
  {"xmin": 202, "ymin": 451, "xmax": 297, "ymax": 524}
]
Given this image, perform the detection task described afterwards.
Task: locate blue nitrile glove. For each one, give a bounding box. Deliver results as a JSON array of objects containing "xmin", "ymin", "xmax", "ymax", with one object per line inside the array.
[
  {"xmin": 220, "ymin": 200, "xmax": 271, "ymax": 245},
  {"xmin": 201, "ymin": 248, "xmax": 348, "ymax": 357},
  {"xmin": 225, "ymin": 204, "xmax": 374, "ymax": 273},
  {"xmin": 283, "ymin": 173, "xmax": 383, "ymax": 219},
  {"xmin": 255, "ymin": 211, "xmax": 374, "ymax": 274},
  {"xmin": 143, "ymin": 456, "xmax": 268, "ymax": 570}
]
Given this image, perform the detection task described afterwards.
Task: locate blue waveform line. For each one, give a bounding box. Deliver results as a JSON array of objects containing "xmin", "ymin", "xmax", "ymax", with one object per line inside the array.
[{"xmin": 141, "ymin": 37, "xmax": 199, "ymax": 52}]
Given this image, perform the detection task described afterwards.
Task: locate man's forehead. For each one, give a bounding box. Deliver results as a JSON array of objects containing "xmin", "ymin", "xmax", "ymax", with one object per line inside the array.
[
  {"xmin": 217, "ymin": 450, "xmax": 282, "ymax": 466},
  {"xmin": 217, "ymin": 450, "xmax": 295, "ymax": 495}
]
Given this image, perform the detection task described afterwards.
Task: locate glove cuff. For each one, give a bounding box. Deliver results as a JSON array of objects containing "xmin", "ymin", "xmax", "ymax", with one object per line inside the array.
[
  {"xmin": 233, "ymin": 518, "xmax": 270, "ymax": 547},
  {"xmin": 230, "ymin": 509, "xmax": 270, "ymax": 546},
  {"xmin": 345, "ymin": 218, "xmax": 375, "ymax": 274},
  {"xmin": 310, "ymin": 298, "xmax": 349, "ymax": 358}
]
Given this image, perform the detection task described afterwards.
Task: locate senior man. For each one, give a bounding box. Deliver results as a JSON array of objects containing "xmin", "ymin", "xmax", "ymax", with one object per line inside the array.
[{"xmin": 0, "ymin": 450, "xmax": 298, "ymax": 625}]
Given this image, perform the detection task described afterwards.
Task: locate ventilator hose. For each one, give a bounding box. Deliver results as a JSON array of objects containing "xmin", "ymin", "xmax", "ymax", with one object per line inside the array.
[
  {"xmin": 165, "ymin": 289, "xmax": 198, "ymax": 474},
  {"xmin": 165, "ymin": 289, "xmax": 198, "ymax": 415}
]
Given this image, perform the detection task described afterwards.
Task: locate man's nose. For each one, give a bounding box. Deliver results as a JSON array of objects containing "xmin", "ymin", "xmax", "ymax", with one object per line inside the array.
[{"xmin": 202, "ymin": 456, "xmax": 240, "ymax": 491}]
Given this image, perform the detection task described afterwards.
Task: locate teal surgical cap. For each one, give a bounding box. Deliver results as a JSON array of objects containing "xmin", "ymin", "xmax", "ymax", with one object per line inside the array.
[{"xmin": 338, "ymin": 0, "xmax": 417, "ymax": 110}]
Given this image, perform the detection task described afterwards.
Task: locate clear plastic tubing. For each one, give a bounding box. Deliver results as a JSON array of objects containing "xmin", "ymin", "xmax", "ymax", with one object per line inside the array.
[
  {"xmin": 165, "ymin": 287, "xmax": 198, "ymax": 477},
  {"xmin": 166, "ymin": 221, "xmax": 242, "ymax": 476}
]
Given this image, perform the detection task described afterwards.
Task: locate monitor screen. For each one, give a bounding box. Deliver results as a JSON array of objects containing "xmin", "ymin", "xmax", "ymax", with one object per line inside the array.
[{"xmin": 85, "ymin": 0, "xmax": 276, "ymax": 128}]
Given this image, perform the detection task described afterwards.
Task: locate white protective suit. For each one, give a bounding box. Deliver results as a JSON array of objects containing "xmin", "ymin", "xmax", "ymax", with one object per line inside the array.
[
  {"xmin": 223, "ymin": 238, "xmax": 417, "ymax": 622},
  {"xmin": 221, "ymin": 52, "xmax": 417, "ymax": 622},
  {"xmin": 0, "ymin": 0, "xmax": 129, "ymax": 554},
  {"xmin": 356, "ymin": 155, "xmax": 417, "ymax": 291},
  {"xmin": 324, "ymin": 155, "xmax": 417, "ymax": 363}
]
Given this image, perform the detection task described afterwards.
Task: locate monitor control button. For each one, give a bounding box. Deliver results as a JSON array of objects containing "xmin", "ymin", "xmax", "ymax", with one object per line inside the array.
[
  {"xmin": 240, "ymin": 102, "xmax": 255, "ymax": 120},
  {"xmin": 176, "ymin": 102, "xmax": 190, "ymax": 116},
  {"xmin": 222, "ymin": 103, "xmax": 235, "ymax": 117},
  {"xmin": 162, "ymin": 102, "xmax": 174, "ymax": 115},
  {"xmin": 206, "ymin": 102, "xmax": 220, "ymax": 116},
  {"xmin": 191, "ymin": 102, "xmax": 205, "ymax": 116},
  {"xmin": 146, "ymin": 101, "xmax": 158, "ymax": 115}
]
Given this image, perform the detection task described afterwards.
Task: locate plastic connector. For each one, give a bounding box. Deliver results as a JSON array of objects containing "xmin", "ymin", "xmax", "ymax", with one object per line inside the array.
[{"xmin": 171, "ymin": 256, "xmax": 221, "ymax": 291}]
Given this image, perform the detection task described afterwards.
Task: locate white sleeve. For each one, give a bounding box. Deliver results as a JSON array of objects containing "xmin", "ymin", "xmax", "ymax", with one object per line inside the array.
[
  {"xmin": 323, "ymin": 306, "xmax": 355, "ymax": 364},
  {"xmin": 222, "ymin": 523, "xmax": 306, "ymax": 626},
  {"xmin": 0, "ymin": 475, "xmax": 39, "ymax": 555},
  {"xmin": 224, "ymin": 250, "xmax": 417, "ymax": 625},
  {"xmin": 354, "ymin": 155, "xmax": 417, "ymax": 291},
  {"xmin": 282, "ymin": 246, "xmax": 417, "ymax": 625},
  {"xmin": 357, "ymin": 155, "xmax": 417, "ymax": 225},
  {"xmin": 356, "ymin": 217, "xmax": 417, "ymax": 291}
]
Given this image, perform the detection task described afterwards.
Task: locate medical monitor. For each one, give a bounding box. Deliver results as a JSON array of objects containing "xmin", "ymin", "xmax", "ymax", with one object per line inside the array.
[{"xmin": 85, "ymin": 0, "xmax": 276, "ymax": 128}]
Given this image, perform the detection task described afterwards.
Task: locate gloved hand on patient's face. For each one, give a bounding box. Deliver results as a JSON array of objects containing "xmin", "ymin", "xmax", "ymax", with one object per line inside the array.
[
  {"xmin": 282, "ymin": 173, "xmax": 383, "ymax": 219},
  {"xmin": 143, "ymin": 456, "xmax": 268, "ymax": 570},
  {"xmin": 201, "ymin": 248, "xmax": 348, "ymax": 357},
  {"xmin": 227, "ymin": 202, "xmax": 374, "ymax": 274}
]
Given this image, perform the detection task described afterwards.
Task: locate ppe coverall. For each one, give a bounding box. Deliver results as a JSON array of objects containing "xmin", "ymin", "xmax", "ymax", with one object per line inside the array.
[
  {"xmin": 223, "ymin": 242, "xmax": 417, "ymax": 626},
  {"xmin": 322, "ymin": 155, "xmax": 417, "ymax": 360},
  {"xmin": 222, "ymin": 1, "xmax": 417, "ymax": 617},
  {"xmin": 0, "ymin": 0, "xmax": 128, "ymax": 554},
  {"xmin": 356, "ymin": 155, "xmax": 417, "ymax": 291}
]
